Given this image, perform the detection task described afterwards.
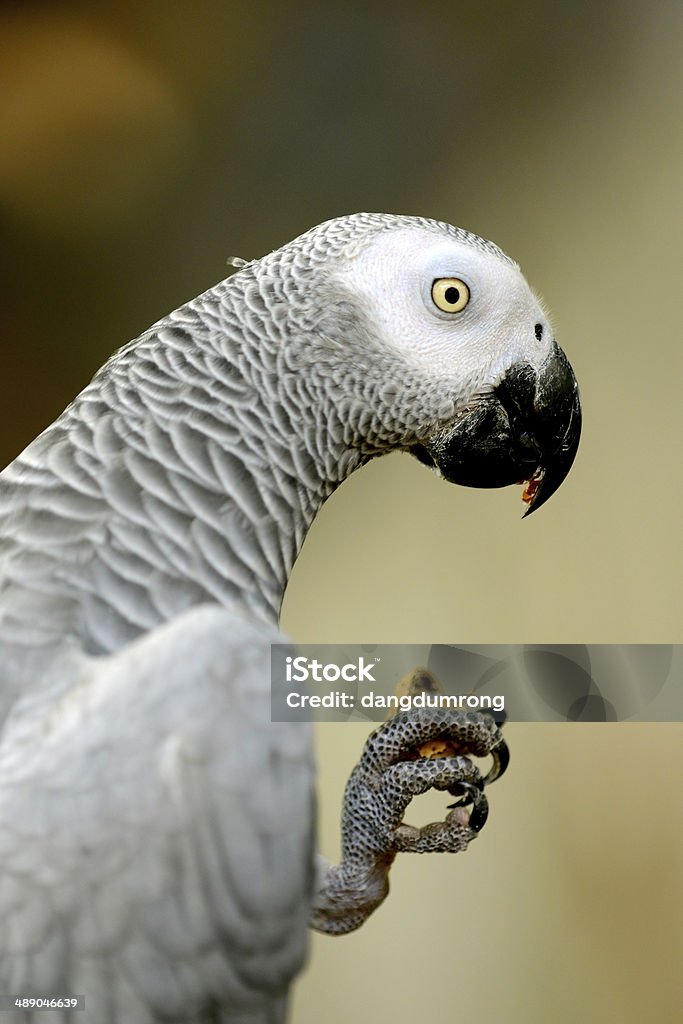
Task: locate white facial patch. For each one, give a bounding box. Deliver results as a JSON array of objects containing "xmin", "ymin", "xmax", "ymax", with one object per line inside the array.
[{"xmin": 339, "ymin": 227, "xmax": 552, "ymax": 391}]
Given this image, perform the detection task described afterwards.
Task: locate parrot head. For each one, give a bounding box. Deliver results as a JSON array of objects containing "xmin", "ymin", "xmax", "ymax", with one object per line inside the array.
[{"xmin": 319, "ymin": 216, "xmax": 581, "ymax": 516}]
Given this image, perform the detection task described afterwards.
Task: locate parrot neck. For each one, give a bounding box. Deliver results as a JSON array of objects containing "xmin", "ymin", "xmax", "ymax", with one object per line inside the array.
[
  {"xmin": 0, "ymin": 308, "xmax": 367, "ymax": 656},
  {"xmin": 90, "ymin": 336, "xmax": 367, "ymax": 647},
  {"xmin": 1, "ymin": 269, "xmax": 382, "ymax": 657}
]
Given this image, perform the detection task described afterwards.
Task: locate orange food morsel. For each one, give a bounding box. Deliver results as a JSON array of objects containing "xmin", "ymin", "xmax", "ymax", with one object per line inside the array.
[
  {"xmin": 522, "ymin": 478, "xmax": 539, "ymax": 504},
  {"xmin": 416, "ymin": 738, "xmax": 457, "ymax": 759}
]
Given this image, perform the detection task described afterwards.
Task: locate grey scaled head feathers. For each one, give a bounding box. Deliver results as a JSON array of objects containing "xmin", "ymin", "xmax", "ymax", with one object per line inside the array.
[{"xmin": 254, "ymin": 213, "xmax": 581, "ymax": 515}]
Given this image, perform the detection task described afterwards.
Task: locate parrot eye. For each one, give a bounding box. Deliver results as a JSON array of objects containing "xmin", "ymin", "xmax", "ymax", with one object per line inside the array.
[{"xmin": 431, "ymin": 278, "xmax": 470, "ymax": 313}]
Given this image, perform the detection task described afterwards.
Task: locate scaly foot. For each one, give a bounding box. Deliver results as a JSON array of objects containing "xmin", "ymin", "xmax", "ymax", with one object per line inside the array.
[{"xmin": 311, "ymin": 706, "xmax": 508, "ymax": 934}]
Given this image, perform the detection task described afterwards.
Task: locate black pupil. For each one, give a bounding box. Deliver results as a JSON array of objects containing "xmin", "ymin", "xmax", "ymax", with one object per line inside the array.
[
  {"xmin": 444, "ymin": 286, "xmax": 460, "ymax": 305},
  {"xmin": 535, "ymin": 323, "xmax": 543, "ymax": 340}
]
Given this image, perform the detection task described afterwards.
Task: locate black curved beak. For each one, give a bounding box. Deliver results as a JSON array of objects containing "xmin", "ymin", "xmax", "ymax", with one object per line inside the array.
[{"xmin": 411, "ymin": 340, "xmax": 581, "ymax": 516}]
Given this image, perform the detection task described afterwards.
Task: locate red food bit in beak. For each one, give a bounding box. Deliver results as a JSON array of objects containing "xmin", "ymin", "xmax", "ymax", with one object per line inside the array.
[{"xmin": 521, "ymin": 478, "xmax": 540, "ymax": 504}]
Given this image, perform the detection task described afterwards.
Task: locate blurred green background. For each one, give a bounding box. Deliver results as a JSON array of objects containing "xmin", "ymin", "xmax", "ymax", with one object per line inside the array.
[{"xmin": 1, "ymin": 2, "xmax": 681, "ymax": 1022}]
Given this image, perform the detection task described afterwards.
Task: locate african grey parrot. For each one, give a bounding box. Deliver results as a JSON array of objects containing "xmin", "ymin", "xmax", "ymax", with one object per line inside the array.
[{"xmin": 0, "ymin": 214, "xmax": 580, "ymax": 1023}]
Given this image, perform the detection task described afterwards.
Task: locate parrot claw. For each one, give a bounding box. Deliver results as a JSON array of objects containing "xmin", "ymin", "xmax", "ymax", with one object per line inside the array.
[{"xmin": 310, "ymin": 708, "xmax": 505, "ymax": 934}]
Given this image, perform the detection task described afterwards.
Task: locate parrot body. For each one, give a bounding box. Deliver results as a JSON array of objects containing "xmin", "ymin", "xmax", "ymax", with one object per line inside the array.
[{"xmin": 0, "ymin": 215, "xmax": 580, "ymax": 1022}]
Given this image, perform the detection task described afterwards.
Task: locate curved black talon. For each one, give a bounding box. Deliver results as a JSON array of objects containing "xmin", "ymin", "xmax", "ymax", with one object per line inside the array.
[
  {"xmin": 446, "ymin": 778, "xmax": 480, "ymax": 806},
  {"xmin": 445, "ymin": 734, "xmax": 509, "ymax": 801},
  {"xmin": 483, "ymin": 736, "xmax": 510, "ymax": 786},
  {"xmin": 446, "ymin": 774, "xmax": 484, "ymax": 802},
  {"xmin": 448, "ymin": 781, "xmax": 489, "ymax": 833}
]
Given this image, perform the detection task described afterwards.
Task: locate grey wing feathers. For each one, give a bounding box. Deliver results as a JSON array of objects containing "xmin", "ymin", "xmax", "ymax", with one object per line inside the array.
[{"xmin": 0, "ymin": 605, "xmax": 314, "ymax": 1023}]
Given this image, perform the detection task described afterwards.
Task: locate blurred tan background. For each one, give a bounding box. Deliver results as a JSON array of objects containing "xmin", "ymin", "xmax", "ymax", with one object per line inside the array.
[{"xmin": 1, "ymin": 2, "xmax": 681, "ymax": 1022}]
